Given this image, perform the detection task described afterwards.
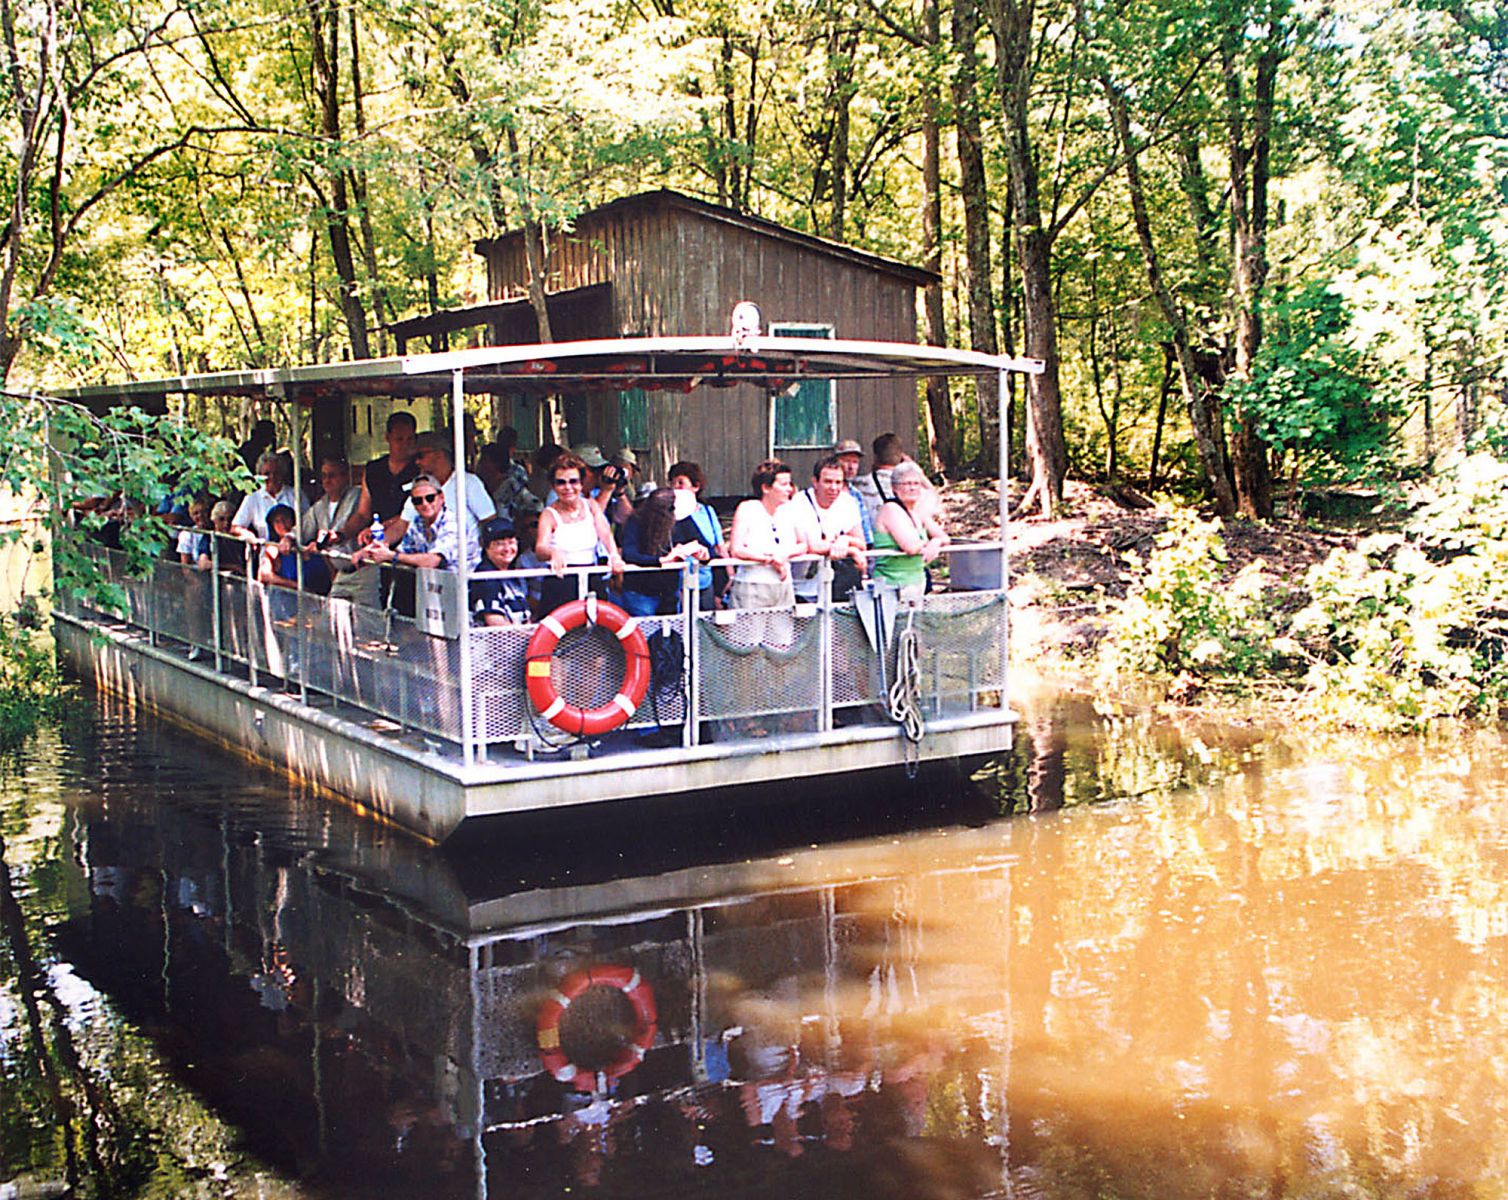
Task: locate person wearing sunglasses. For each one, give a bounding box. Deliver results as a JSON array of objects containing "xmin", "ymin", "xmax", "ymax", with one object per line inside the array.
[
  {"xmin": 535, "ymin": 452, "xmax": 625, "ymax": 612},
  {"xmin": 352, "ymin": 474, "xmax": 472, "ymax": 572}
]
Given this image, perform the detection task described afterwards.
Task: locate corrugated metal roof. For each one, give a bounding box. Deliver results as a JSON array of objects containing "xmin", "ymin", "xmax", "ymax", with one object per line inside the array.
[{"xmin": 57, "ymin": 335, "xmax": 1043, "ymax": 407}]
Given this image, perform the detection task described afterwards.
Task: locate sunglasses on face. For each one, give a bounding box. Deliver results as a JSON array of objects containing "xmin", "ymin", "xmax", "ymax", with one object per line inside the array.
[
  {"xmin": 411, "ymin": 492, "xmax": 441, "ymax": 505},
  {"xmin": 554, "ymin": 477, "xmax": 582, "ymax": 487}
]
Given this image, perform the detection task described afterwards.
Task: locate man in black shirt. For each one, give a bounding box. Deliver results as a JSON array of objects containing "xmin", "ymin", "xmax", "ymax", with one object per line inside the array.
[
  {"xmin": 339, "ymin": 410, "xmax": 421, "ymax": 615},
  {"xmin": 340, "ymin": 411, "xmax": 420, "ymax": 543}
]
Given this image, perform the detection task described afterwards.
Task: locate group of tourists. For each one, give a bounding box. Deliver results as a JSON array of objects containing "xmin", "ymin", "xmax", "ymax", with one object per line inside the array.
[
  {"xmin": 135, "ymin": 411, "xmax": 947, "ymax": 637},
  {"xmin": 728, "ymin": 435, "xmax": 947, "ymax": 611}
]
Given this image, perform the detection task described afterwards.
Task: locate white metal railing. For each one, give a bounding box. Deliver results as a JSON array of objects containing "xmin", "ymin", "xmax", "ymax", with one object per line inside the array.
[{"xmin": 61, "ymin": 532, "xmax": 1009, "ymax": 766}]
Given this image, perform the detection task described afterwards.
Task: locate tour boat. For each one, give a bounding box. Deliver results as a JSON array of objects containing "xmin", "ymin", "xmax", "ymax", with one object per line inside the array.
[{"xmin": 54, "ymin": 329, "xmax": 1043, "ymax": 841}]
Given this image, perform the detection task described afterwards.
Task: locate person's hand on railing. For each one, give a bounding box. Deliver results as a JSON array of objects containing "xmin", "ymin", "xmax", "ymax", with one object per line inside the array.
[{"xmin": 353, "ymin": 541, "xmax": 395, "ymax": 567}]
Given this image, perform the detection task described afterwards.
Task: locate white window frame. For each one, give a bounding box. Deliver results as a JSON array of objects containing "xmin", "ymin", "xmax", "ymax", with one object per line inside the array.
[{"xmin": 768, "ymin": 321, "xmax": 837, "ymax": 455}]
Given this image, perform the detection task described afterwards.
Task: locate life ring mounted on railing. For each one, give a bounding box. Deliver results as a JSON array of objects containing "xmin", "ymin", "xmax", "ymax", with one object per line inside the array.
[
  {"xmin": 536, "ymin": 964, "xmax": 658, "ymax": 1092},
  {"xmin": 524, "ymin": 596, "xmax": 651, "ymax": 737}
]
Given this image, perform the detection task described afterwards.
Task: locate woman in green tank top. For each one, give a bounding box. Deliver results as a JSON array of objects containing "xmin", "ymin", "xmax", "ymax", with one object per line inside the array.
[{"xmin": 873, "ymin": 461, "xmax": 948, "ymax": 601}]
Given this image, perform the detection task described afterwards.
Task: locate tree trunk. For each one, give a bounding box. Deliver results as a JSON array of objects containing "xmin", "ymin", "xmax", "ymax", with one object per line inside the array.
[
  {"xmin": 444, "ymin": 60, "xmax": 509, "ymax": 230},
  {"xmin": 717, "ymin": 32, "xmax": 736, "ymax": 206},
  {"xmin": 1148, "ymin": 347, "xmax": 1174, "ymax": 491},
  {"xmin": 307, "ymin": 0, "xmax": 370, "ymax": 360},
  {"xmin": 504, "ymin": 125, "xmax": 554, "ymax": 345},
  {"xmin": 346, "ymin": 8, "xmax": 388, "ymax": 350},
  {"xmin": 741, "ymin": 37, "xmax": 761, "ymax": 212},
  {"xmin": 1221, "ymin": 23, "xmax": 1281, "ymax": 519},
  {"xmin": 1014, "ymin": 227, "xmax": 1067, "ymax": 515},
  {"xmin": 419, "ymin": 168, "xmax": 444, "ymax": 352},
  {"xmin": 920, "ymin": 2, "xmax": 956, "ymax": 475},
  {"xmin": 1105, "ymin": 78, "xmax": 1236, "ymax": 514},
  {"xmin": 988, "ymin": 0, "xmax": 1066, "ymax": 516},
  {"xmin": 1086, "ymin": 258, "xmax": 1117, "ymax": 481},
  {"xmin": 999, "ymin": 186, "xmax": 1022, "ymax": 478},
  {"xmin": 823, "ymin": 19, "xmax": 857, "ymax": 240},
  {"xmin": 950, "ymin": 0, "xmax": 1000, "ymax": 470}
]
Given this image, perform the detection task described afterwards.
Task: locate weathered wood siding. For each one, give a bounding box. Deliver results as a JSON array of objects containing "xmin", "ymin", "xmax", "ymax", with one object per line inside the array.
[{"xmin": 482, "ymin": 196, "xmax": 924, "ymax": 496}]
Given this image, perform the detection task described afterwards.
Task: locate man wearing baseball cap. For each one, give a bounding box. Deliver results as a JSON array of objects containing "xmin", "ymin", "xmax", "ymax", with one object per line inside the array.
[
  {"xmin": 833, "ymin": 438, "xmax": 874, "ymax": 546},
  {"xmin": 352, "ymin": 473, "xmax": 473, "ymax": 571}
]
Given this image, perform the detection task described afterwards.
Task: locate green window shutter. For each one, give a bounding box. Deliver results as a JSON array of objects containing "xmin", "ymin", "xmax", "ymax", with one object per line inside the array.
[
  {"xmin": 771, "ymin": 324, "xmax": 835, "ymax": 450},
  {"xmin": 619, "ymin": 388, "xmax": 649, "ymax": 448}
]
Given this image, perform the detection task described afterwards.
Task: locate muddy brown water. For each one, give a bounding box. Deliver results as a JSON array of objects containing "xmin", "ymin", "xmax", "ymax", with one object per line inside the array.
[{"xmin": 2, "ymin": 687, "xmax": 1505, "ymax": 1198}]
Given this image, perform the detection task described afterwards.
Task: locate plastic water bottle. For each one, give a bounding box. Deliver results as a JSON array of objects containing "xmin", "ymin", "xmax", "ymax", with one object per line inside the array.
[{"xmin": 369, "ymin": 516, "xmax": 384, "ymax": 545}]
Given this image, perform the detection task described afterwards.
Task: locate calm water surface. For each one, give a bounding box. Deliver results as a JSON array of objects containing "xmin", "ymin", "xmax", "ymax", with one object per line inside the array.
[{"xmin": 3, "ymin": 690, "xmax": 1506, "ymax": 1198}]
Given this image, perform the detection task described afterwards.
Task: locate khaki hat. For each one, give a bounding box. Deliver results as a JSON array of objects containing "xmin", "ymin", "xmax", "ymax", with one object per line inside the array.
[
  {"xmin": 414, "ymin": 430, "xmax": 455, "ymax": 455},
  {"xmin": 612, "ymin": 447, "xmax": 639, "ymax": 467},
  {"xmin": 833, "ymin": 438, "xmax": 863, "ymax": 457},
  {"xmin": 573, "ymin": 442, "xmax": 609, "ymax": 468}
]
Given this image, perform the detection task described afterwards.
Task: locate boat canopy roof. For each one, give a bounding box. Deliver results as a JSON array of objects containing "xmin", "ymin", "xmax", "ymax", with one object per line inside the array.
[{"xmin": 57, "ymin": 335, "xmax": 1044, "ymax": 409}]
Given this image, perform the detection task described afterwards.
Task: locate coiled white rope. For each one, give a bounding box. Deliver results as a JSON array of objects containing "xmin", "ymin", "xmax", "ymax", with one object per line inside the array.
[{"xmin": 887, "ymin": 610, "xmax": 925, "ymax": 775}]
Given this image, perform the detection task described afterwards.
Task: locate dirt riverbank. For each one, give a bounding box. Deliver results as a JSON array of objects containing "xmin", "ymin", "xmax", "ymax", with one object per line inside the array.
[{"xmin": 940, "ymin": 479, "xmax": 1360, "ymax": 668}]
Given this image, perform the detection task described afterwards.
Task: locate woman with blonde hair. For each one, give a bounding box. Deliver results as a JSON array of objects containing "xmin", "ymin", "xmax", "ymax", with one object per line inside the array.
[{"xmin": 872, "ymin": 461, "xmax": 947, "ymax": 603}]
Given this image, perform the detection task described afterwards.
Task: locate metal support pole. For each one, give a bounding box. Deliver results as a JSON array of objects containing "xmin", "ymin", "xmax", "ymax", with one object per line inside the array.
[
  {"xmin": 817, "ymin": 560, "xmax": 833, "ymax": 733},
  {"xmin": 291, "ymin": 391, "xmax": 308, "ymax": 702},
  {"xmin": 682, "ymin": 566, "xmax": 698, "ymax": 748},
  {"xmin": 211, "ymin": 533, "xmax": 223, "ymax": 673},
  {"xmin": 997, "ymin": 367, "xmax": 1011, "ymax": 705},
  {"xmin": 246, "ymin": 551, "xmax": 258, "ymax": 688},
  {"xmin": 452, "ymin": 368, "xmax": 475, "ymax": 766}
]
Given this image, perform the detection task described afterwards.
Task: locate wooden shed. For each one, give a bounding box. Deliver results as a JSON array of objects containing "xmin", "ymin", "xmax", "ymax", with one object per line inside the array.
[{"xmin": 396, "ymin": 190, "xmax": 935, "ymax": 496}]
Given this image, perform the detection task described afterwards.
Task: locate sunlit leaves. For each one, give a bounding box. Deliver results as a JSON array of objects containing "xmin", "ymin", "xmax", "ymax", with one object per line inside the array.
[{"xmin": 1231, "ymin": 281, "xmax": 1403, "ymax": 486}]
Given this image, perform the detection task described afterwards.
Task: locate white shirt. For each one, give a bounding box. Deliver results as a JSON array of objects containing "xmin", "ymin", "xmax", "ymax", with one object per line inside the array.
[
  {"xmin": 400, "ymin": 473, "xmax": 495, "ymax": 542},
  {"xmin": 851, "ymin": 468, "xmax": 895, "ymax": 529},
  {"xmin": 232, "ymin": 486, "xmax": 298, "ymax": 541},
  {"xmin": 175, "ymin": 526, "xmax": 209, "ymax": 563},
  {"xmin": 735, "ymin": 499, "xmax": 802, "ymax": 587},
  {"xmin": 790, "ymin": 489, "xmax": 864, "ymax": 600}
]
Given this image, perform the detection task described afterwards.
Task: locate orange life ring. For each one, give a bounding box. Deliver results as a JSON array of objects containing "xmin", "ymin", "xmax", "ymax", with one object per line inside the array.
[
  {"xmin": 524, "ymin": 596, "xmax": 652, "ymax": 737},
  {"xmin": 536, "ymin": 964, "xmax": 658, "ymax": 1092}
]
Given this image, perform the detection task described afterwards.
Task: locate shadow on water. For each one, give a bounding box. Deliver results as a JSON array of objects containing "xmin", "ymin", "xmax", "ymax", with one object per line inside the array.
[{"xmin": 5, "ymin": 686, "xmax": 1503, "ymax": 1199}]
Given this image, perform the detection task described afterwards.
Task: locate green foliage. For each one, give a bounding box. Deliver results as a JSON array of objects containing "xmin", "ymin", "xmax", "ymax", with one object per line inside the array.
[
  {"xmin": 1100, "ymin": 457, "xmax": 1508, "ymax": 730},
  {"xmin": 0, "ymin": 386, "xmax": 243, "ymax": 753},
  {"xmin": 1232, "ymin": 282, "xmax": 1402, "ymax": 485},
  {"xmin": 1100, "ymin": 508, "xmax": 1274, "ymax": 681},
  {"xmin": 0, "ymin": 0, "xmax": 1496, "ymax": 507},
  {"xmin": 0, "ymin": 614, "xmax": 66, "ymax": 753},
  {"xmin": 0, "ymin": 391, "xmax": 249, "ymax": 610},
  {"xmin": 1289, "ymin": 453, "xmax": 1508, "ymax": 729}
]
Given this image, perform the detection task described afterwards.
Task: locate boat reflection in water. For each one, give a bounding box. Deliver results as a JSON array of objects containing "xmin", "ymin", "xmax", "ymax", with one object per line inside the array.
[
  {"xmin": 56, "ymin": 705, "xmax": 1021, "ymax": 1199},
  {"xmin": 46, "ymin": 695, "xmax": 1508, "ymax": 1198}
]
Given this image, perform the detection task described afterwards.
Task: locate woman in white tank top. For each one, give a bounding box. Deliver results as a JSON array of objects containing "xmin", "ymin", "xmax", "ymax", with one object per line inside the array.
[{"xmin": 536, "ymin": 452, "xmax": 624, "ymax": 612}]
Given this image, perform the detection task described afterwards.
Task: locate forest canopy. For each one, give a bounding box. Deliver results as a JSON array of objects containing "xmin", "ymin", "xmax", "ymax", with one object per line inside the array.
[{"xmin": 1, "ymin": 0, "xmax": 1503, "ymax": 516}]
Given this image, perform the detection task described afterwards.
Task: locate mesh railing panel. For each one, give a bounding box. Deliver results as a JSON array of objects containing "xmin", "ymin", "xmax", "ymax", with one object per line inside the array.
[
  {"xmin": 64, "ymin": 543, "xmax": 1004, "ymax": 753},
  {"xmin": 219, "ymin": 573, "xmax": 253, "ymax": 665},
  {"xmin": 910, "ymin": 593, "xmax": 1007, "ymax": 716},
  {"xmin": 553, "ymin": 626, "xmax": 628, "ymax": 711},
  {"xmin": 469, "ymin": 615, "xmax": 686, "ymax": 747},
  {"xmin": 831, "ymin": 608, "xmax": 884, "ymax": 708},
  {"xmin": 695, "ymin": 609, "xmax": 821, "ymax": 721}
]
